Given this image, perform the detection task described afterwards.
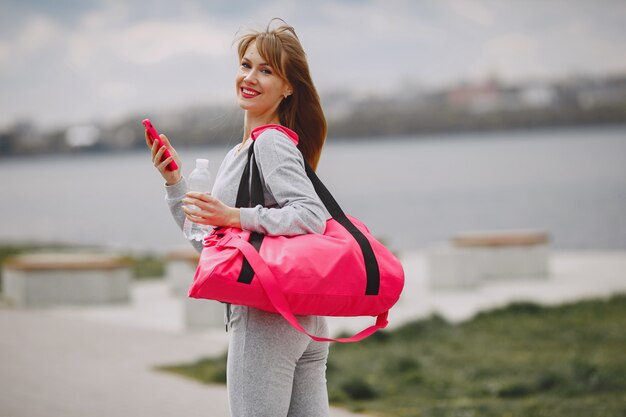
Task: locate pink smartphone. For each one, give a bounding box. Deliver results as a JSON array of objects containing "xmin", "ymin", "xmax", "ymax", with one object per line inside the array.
[{"xmin": 142, "ymin": 118, "xmax": 179, "ymax": 171}]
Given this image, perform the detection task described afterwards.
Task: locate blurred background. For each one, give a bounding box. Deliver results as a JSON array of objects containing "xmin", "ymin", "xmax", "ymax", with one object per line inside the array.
[
  {"xmin": 1, "ymin": 1, "xmax": 626, "ymax": 417},
  {"xmin": 0, "ymin": 0, "xmax": 625, "ymax": 253}
]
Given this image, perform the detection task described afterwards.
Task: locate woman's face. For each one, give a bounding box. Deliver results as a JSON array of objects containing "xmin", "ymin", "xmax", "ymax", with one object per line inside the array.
[{"xmin": 236, "ymin": 42, "xmax": 291, "ymax": 118}]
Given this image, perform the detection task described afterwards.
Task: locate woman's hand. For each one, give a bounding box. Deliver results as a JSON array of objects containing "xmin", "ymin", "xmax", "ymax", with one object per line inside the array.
[
  {"xmin": 182, "ymin": 192, "xmax": 241, "ymax": 228},
  {"xmin": 145, "ymin": 131, "xmax": 182, "ymax": 185}
]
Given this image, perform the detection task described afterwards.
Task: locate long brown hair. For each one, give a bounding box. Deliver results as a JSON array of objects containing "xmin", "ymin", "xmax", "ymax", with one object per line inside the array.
[{"xmin": 237, "ymin": 19, "xmax": 327, "ymax": 170}]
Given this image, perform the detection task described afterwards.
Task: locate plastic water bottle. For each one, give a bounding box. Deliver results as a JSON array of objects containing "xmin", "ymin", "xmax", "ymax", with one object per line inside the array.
[{"xmin": 183, "ymin": 158, "xmax": 212, "ymax": 241}]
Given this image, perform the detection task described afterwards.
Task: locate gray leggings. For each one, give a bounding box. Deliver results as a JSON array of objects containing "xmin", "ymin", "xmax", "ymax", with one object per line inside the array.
[{"xmin": 226, "ymin": 305, "xmax": 330, "ymax": 417}]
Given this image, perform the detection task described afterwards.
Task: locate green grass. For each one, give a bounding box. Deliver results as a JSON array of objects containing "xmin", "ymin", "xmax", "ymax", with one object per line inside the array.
[
  {"xmin": 123, "ymin": 254, "xmax": 165, "ymax": 279},
  {"xmin": 156, "ymin": 352, "xmax": 229, "ymax": 385},
  {"xmin": 156, "ymin": 295, "xmax": 626, "ymax": 417}
]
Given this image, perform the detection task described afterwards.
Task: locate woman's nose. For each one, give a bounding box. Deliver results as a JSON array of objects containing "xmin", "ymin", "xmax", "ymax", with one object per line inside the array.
[{"xmin": 244, "ymin": 70, "xmax": 257, "ymax": 84}]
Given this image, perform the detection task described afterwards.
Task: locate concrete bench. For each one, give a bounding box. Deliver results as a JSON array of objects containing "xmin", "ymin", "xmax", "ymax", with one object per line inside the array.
[
  {"xmin": 427, "ymin": 230, "xmax": 550, "ymax": 289},
  {"xmin": 166, "ymin": 249, "xmax": 224, "ymax": 331},
  {"xmin": 2, "ymin": 253, "xmax": 131, "ymax": 307},
  {"xmin": 166, "ymin": 250, "xmax": 200, "ymax": 297}
]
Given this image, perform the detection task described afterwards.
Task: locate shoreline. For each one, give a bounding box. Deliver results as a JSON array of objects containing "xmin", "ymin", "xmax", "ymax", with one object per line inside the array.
[{"xmin": 2, "ymin": 122, "xmax": 626, "ymax": 161}]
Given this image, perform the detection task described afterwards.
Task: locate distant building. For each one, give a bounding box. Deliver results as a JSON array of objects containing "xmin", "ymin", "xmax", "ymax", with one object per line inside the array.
[
  {"xmin": 1, "ymin": 121, "xmax": 44, "ymax": 155},
  {"xmin": 65, "ymin": 125, "xmax": 100, "ymax": 149},
  {"xmin": 574, "ymin": 76, "xmax": 626, "ymax": 109},
  {"xmin": 518, "ymin": 84, "xmax": 556, "ymax": 109}
]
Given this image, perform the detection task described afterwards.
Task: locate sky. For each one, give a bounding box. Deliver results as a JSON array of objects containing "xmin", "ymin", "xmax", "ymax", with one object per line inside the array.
[{"xmin": 1, "ymin": 0, "xmax": 625, "ymax": 129}]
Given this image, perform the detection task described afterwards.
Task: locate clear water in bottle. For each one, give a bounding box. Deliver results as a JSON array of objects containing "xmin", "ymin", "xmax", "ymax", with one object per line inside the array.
[{"xmin": 183, "ymin": 158, "xmax": 212, "ymax": 241}]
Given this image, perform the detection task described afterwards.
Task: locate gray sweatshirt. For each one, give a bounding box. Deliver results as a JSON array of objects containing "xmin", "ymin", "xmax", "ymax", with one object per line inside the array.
[{"xmin": 165, "ymin": 128, "xmax": 329, "ymax": 253}]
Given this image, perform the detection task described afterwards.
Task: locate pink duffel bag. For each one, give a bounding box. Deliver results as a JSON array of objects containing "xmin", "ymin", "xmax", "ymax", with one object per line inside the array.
[{"xmin": 189, "ymin": 125, "xmax": 405, "ymax": 342}]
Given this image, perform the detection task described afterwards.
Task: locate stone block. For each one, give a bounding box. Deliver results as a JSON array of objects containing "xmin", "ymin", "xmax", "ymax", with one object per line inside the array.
[
  {"xmin": 166, "ymin": 249, "xmax": 224, "ymax": 330},
  {"xmin": 166, "ymin": 250, "xmax": 199, "ymax": 296},
  {"xmin": 427, "ymin": 230, "xmax": 550, "ymax": 289},
  {"xmin": 2, "ymin": 253, "xmax": 131, "ymax": 307}
]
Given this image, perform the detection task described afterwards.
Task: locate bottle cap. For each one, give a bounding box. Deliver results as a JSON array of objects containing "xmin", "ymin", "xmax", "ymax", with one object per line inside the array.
[{"xmin": 196, "ymin": 158, "xmax": 209, "ymax": 169}]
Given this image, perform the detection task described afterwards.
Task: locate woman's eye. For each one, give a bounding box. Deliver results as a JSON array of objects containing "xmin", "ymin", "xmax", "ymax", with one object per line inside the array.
[
  {"xmin": 241, "ymin": 62, "xmax": 250, "ymax": 69},
  {"xmin": 261, "ymin": 68, "xmax": 272, "ymax": 75}
]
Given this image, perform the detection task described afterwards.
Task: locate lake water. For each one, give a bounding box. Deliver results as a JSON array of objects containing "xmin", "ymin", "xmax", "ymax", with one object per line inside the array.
[{"xmin": 1, "ymin": 125, "xmax": 625, "ymax": 254}]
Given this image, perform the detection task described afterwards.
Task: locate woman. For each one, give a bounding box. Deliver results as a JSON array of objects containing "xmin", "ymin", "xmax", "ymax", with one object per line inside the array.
[{"xmin": 147, "ymin": 20, "xmax": 331, "ymax": 417}]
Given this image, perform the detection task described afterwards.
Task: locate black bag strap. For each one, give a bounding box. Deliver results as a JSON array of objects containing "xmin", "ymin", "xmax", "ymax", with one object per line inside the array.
[
  {"xmin": 236, "ymin": 140, "xmax": 380, "ymax": 295},
  {"xmin": 302, "ymin": 160, "xmax": 380, "ymax": 295},
  {"xmin": 235, "ymin": 144, "xmax": 265, "ymax": 284}
]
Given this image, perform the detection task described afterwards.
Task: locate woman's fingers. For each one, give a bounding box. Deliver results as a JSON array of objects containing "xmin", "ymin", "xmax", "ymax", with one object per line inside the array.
[
  {"xmin": 144, "ymin": 128, "xmax": 182, "ymax": 184},
  {"xmin": 183, "ymin": 197, "xmax": 211, "ymax": 212},
  {"xmin": 160, "ymin": 134, "xmax": 171, "ymax": 147},
  {"xmin": 154, "ymin": 145, "xmax": 167, "ymax": 166},
  {"xmin": 146, "ymin": 132, "xmax": 172, "ymax": 158},
  {"xmin": 182, "ymin": 194, "xmax": 216, "ymax": 218},
  {"xmin": 150, "ymin": 139, "xmax": 160, "ymax": 160},
  {"xmin": 182, "ymin": 206, "xmax": 210, "ymax": 224},
  {"xmin": 156, "ymin": 156, "xmax": 174, "ymax": 172},
  {"xmin": 182, "ymin": 193, "xmax": 237, "ymax": 228},
  {"xmin": 182, "ymin": 205, "xmax": 199, "ymax": 216}
]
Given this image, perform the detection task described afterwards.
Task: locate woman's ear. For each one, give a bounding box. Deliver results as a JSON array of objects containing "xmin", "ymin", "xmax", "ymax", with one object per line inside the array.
[{"xmin": 283, "ymin": 83, "xmax": 293, "ymax": 98}]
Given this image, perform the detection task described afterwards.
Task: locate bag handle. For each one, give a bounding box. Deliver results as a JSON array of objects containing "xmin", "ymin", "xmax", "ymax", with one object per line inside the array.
[{"xmin": 221, "ymin": 233, "xmax": 389, "ymax": 343}]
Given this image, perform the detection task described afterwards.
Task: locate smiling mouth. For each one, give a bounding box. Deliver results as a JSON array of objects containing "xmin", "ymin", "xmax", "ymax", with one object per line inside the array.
[{"xmin": 241, "ymin": 87, "xmax": 260, "ymax": 98}]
